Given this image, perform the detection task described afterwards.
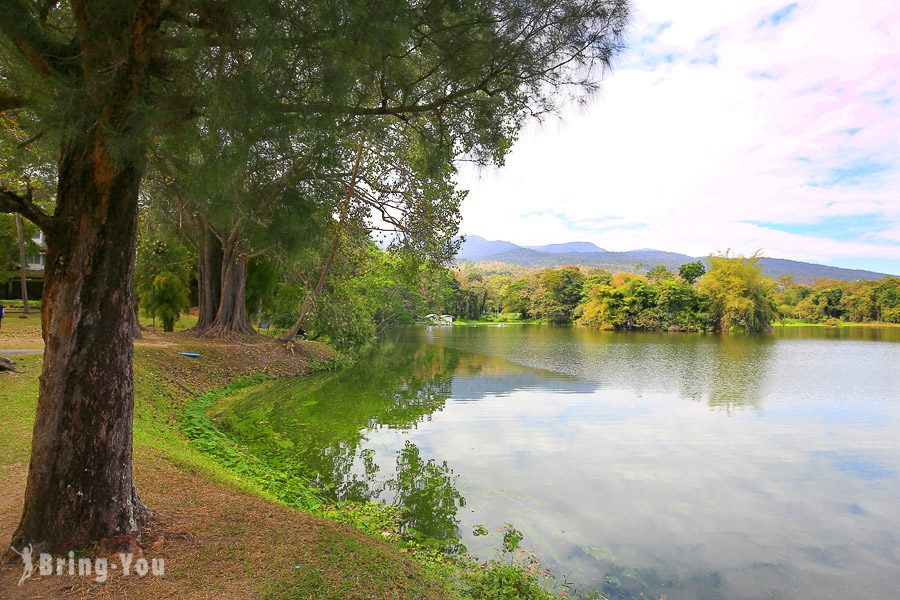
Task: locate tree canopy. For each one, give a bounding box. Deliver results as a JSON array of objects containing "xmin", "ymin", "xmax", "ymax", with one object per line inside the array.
[{"xmin": 0, "ymin": 0, "xmax": 630, "ymax": 555}]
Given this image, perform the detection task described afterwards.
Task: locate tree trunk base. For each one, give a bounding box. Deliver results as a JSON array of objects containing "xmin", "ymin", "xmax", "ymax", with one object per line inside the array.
[{"xmin": 2, "ymin": 497, "xmax": 155, "ymax": 564}]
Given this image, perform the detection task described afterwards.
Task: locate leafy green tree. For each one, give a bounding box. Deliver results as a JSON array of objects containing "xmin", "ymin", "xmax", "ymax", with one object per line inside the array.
[
  {"xmin": 136, "ymin": 231, "xmax": 193, "ymax": 317},
  {"xmin": 655, "ymin": 279, "xmax": 707, "ymax": 330},
  {"xmin": 776, "ymin": 277, "xmax": 898, "ymax": 324},
  {"xmin": 499, "ymin": 278, "xmax": 535, "ymax": 318},
  {"xmin": 647, "ymin": 265, "xmax": 675, "ymax": 283},
  {"xmin": 535, "ymin": 267, "xmax": 585, "ymax": 323},
  {"xmin": 246, "ymin": 257, "xmax": 282, "ymax": 323},
  {"xmin": 581, "ymin": 268, "xmax": 613, "ymax": 297},
  {"xmin": 420, "ymin": 265, "xmax": 464, "ymax": 316},
  {"xmin": 698, "ymin": 254, "xmax": 777, "ymax": 332},
  {"xmin": 874, "ymin": 278, "xmax": 900, "ymax": 322},
  {"xmin": 577, "ymin": 274, "xmax": 657, "ymax": 329},
  {"xmin": 147, "ymin": 272, "xmax": 191, "ymax": 332},
  {"xmin": 358, "ymin": 249, "xmax": 425, "ymax": 331},
  {"xmin": 679, "ymin": 260, "xmax": 706, "ymax": 284}
]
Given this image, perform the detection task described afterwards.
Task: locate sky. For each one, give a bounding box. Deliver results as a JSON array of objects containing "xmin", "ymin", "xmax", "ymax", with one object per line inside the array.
[{"xmin": 456, "ymin": 0, "xmax": 900, "ymax": 274}]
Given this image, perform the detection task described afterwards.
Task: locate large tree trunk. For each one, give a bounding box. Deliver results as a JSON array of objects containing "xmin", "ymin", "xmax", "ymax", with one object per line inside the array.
[
  {"xmin": 197, "ymin": 235, "xmax": 252, "ymax": 336},
  {"xmin": 9, "ymin": 133, "xmax": 151, "ymax": 555},
  {"xmin": 15, "ymin": 213, "xmax": 30, "ymax": 314},
  {"xmin": 195, "ymin": 228, "xmax": 223, "ymax": 329}
]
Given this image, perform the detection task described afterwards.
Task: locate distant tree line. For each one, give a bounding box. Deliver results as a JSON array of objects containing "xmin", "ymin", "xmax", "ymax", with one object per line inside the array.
[
  {"xmin": 774, "ymin": 276, "xmax": 900, "ymax": 324},
  {"xmin": 438, "ymin": 255, "xmax": 900, "ymax": 333}
]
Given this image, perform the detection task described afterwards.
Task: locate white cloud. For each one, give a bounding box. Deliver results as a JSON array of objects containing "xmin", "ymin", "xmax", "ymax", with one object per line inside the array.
[{"xmin": 456, "ymin": 0, "xmax": 900, "ymax": 272}]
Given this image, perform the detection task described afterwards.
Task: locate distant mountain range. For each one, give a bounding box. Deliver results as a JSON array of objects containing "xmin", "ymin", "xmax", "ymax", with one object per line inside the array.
[
  {"xmin": 456, "ymin": 235, "xmax": 895, "ymax": 283},
  {"xmin": 526, "ymin": 241, "xmax": 606, "ymax": 253}
]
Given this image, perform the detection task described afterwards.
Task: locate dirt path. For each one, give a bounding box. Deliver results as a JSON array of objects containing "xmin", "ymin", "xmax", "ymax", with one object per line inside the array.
[{"xmin": 0, "ymin": 450, "xmax": 448, "ymax": 599}]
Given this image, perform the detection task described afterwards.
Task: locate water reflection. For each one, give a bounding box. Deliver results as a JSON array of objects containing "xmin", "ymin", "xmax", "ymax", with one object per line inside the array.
[
  {"xmin": 704, "ymin": 335, "xmax": 775, "ymax": 412},
  {"xmin": 218, "ymin": 325, "xmax": 900, "ymax": 599},
  {"xmin": 428, "ymin": 325, "xmax": 783, "ymax": 411},
  {"xmin": 216, "ymin": 330, "xmax": 598, "ymax": 545},
  {"xmin": 387, "ymin": 440, "xmax": 465, "ymax": 544},
  {"xmin": 215, "ymin": 338, "xmax": 462, "ymax": 500}
]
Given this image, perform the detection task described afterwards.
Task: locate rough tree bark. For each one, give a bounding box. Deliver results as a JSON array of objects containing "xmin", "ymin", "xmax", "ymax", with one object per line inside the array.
[
  {"xmin": 193, "ymin": 227, "xmax": 253, "ymax": 337},
  {"xmin": 15, "ymin": 213, "xmax": 30, "ymax": 314},
  {"xmin": 209, "ymin": 235, "xmax": 253, "ymax": 334},
  {"xmin": 1, "ymin": 0, "xmax": 165, "ymax": 556},
  {"xmin": 195, "ymin": 228, "xmax": 223, "ymax": 329},
  {"xmin": 9, "ymin": 130, "xmax": 152, "ymax": 554}
]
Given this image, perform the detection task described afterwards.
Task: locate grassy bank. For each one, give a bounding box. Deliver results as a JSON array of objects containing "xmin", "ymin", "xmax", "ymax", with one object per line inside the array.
[
  {"xmin": 0, "ymin": 330, "xmax": 451, "ymax": 598},
  {"xmin": 775, "ymin": 318, "xmax": 900, "ymax": 328},
  {"xmin": 0, "ymin": 318, "xmax": 561, "ymax": 599}
]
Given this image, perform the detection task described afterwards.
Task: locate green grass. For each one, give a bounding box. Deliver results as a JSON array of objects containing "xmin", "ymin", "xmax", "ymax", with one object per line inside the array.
[
  {"xmin": 0, "ymin": 354, "xmax": 41, "ymax": 465},
  {"xmin": 138, "ymin": 311, "xmax": 199, "ymax": 332},
  {"xmin": 263, "ymin": 532, "xmax": 429, "ymax": 600},
  {"xmin": 775, "ymin": 318, "xmax": 900, "ymax": 328},
  {"xmin": 0, "ymin": 298, "xmax": 42, "ymax": 308},
  {"xmin": 130, "ymin": 348, "xmax": 286, "ymax": 497}
]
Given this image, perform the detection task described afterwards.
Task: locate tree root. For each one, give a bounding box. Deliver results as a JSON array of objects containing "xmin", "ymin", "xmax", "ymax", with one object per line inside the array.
[{"xmin": 187, "ymin": 324, "xmax": 260, "ymax": 340}]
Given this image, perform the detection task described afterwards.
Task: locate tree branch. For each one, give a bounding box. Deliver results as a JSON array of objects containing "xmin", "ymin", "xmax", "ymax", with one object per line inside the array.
[
  {"xmin": 0, "ymin": 0, "xmax": 78, "ymax": 76},
  {"xmin": 0, "ymin": 184, "xmax": 56, "ymax": 233},
  {"xmin": 0, "ymin": 92, "xmax": 28, "ymax": 112},
  {"xmin": 281, "ymin": 78, "xmax": 496, "ymax": 117}
]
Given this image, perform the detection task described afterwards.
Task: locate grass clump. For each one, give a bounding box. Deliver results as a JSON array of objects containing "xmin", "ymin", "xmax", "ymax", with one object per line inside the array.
[{"xmin": 178, "ymin": 375, "xmax": 323, "ymax": 510}]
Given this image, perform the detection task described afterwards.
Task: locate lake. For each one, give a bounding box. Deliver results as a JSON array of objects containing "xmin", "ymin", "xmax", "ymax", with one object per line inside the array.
[{"xmin": 215, "ymin": 325, "xmax": 900, "ymax": 599}]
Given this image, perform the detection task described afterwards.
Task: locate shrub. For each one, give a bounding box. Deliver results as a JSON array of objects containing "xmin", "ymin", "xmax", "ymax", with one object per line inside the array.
[{"xmin": 148, "ymin": 271, "xmax": 190, "ymax": 332}]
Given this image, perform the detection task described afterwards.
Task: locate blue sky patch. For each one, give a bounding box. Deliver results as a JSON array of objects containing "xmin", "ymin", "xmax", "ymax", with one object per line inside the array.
[
  {"xmin": 637, "ymin": 21, "xmax": 672, "ymax": 45},
  {"xmin": 690, "ymin": 54, "xmax": 719, "ymax": 66},
  {"xmin": 758, "ymin": 3, "xmax": 800, "ymax": 28},
  {"xmin": 747, "ymin": 214, "xmax": 892, "ymax": 242},
  {"xmin": 809, "ymin": 157, "xmax": 890, "ymax": 187}
]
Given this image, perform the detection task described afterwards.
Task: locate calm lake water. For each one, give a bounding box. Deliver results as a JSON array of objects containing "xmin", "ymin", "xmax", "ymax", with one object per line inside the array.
[{"xmin": 217, "ymin": 325, "xmax": 900, "ymax": 599}]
